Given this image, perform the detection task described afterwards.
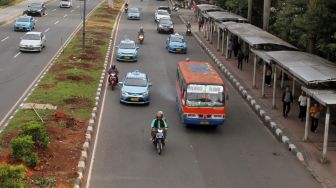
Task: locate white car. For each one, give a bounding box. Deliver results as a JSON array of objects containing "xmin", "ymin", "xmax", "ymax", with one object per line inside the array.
[
  {"xmin": 19, "ymin": 31, "xmax": 46, "ymax": 52},
  {"xmin": 60, "ymin": 0, "xmax": 72, "ymax": 8},
  {"xmin": 154, "ymin": 10, "xmax": 170, "ymax": 22}
]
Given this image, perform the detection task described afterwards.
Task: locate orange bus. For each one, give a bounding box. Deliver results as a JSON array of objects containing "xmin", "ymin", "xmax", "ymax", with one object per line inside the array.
[{"xmin": 176, "ymin": 59, "xmax": 226, "ymax": 126}]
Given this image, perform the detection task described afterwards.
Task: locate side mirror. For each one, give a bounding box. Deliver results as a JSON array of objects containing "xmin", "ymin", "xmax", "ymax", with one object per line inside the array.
[
  {"xmin": 149, "ymin": 83, "xmax": 152, "ymax": 87},
  {"xmin": 115, "ymin": 46, "xmax": 119, "ymax": 48},
  {"xmin": 118, "ymin": 82, "xmax": 123, "ymax": 86},
  {"xmin": 136, "ymin": 47, "xmax": 139, "ymax": 49}
]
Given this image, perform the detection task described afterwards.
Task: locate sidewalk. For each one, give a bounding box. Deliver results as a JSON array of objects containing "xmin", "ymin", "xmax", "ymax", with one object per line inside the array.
[
  {"xmin": 0, "ymin": 0, "xmax": 41, "ymax": 26},
  {"xmin": 177, "ymin": 7, "xmax": 336, "ymax": 188}
]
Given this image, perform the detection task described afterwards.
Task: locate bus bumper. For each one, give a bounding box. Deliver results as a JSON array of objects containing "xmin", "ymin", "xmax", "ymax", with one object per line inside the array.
[{"xmin": 183, "ymin": 118, "xmax": 224, "ymax": 126}]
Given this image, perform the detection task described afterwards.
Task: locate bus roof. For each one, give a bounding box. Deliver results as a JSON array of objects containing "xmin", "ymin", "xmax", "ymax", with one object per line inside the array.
[{"xmin": 178, "ymin": 59, "xmax": 224, "ymax": 85}]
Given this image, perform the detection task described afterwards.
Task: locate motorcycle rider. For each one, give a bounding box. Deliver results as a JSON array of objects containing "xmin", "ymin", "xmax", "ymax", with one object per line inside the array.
[
  {"xmin": 108, "ymin": 65, "xmax": 119, "ymax": 84},
  {"xmin": 124, "ymin": 2, "xmax": 129, "ymax": 13},
  {"xmin": 186, "ymin": 21, "xmax": 191, "ymax": 30},
  {"xmin": 138, "ymin": 27, "xmax": 145, "ymax": 36},
  {"xmin": 151, "ymin": 111, "xmax": 168, "ymax": 142}
]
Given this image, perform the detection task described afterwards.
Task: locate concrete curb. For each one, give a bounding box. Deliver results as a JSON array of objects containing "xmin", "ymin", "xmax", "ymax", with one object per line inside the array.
[
  {"xmin": 73, "ymin": 3, "xmax": 124, "ymax": 188},
  {"xmin": 178, "ymin": 14, "xmax": 305, "ymax": 162}
]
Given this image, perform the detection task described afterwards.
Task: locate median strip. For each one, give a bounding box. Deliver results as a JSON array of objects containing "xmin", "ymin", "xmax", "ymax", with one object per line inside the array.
[{"xmin": 0, "ymin": 0, "xmax": 124, "ymax": 187}]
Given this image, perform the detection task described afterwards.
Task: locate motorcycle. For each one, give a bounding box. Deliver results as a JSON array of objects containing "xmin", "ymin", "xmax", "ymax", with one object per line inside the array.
[
  {"xmin": 124, "ymin": 7, "xmax": 128, "ymax": 13},
  {"xmin": 138, "ymin": 34, "xmax": 144, "ymax": 44},
  {"xmin": 108, "ymin": 73, "xmax": 118, "ymax": 90},
  {"xmin": 186, "ymin": 27, "xmax": 191, "ymax": 36},
  {"xmin": 153, "ymin": 128, "xmax": 166, "ymax": 155}
]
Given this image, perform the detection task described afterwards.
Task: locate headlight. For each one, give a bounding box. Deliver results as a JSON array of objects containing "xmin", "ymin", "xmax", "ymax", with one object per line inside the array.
[
  {"xmin": 143, "ymin": 90, "xmax": 149, "ymax": 96},
  {"xmin": 122, "ymin": 90, "xmax": 128, "ymax": 96},
  {"xmin": 170, "ymin": 25, "xmax": 173, "ymax": 28}
]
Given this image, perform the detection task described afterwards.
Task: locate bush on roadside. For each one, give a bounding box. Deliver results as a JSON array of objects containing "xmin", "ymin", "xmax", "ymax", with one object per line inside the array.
[
  {"xmin": 35, "ymin": 176, "xmax": 57, "ymax": 188},
  {"xmin": 0, "ymin": 0, "xmax": 13, "ymax": 6},
  {"xmin": 0, "ymin": 164, "xmax": 26, "ymax": 188},
  {"xmin": 20, "ymin": 121, "xmax": 49, "ymax": 149},
  {"xmin": 10, "ymin": 135, "xmax": 39, "ymax": 167}
]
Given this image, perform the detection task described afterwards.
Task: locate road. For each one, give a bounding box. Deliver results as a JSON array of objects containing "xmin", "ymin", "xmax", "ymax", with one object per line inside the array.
[
  {"xmin": 87, "ymin": 0, "xmax": 321, "ymax": 187},
  {"xmin": 0, "ymin": 0, "xmax": 101, "ymax": 126}
]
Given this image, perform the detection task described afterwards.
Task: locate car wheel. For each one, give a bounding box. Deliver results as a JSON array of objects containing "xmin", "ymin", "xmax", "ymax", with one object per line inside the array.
[{"xmin": 39, "ymin": 46, "xmax": 42, "ymax": 52}]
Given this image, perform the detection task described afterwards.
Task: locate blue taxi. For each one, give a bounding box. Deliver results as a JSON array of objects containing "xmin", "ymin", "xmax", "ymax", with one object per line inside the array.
[
  {"xmin": 166, "ymin": 33, "xmax": 187, "ymax": 54},
  {"xmin": 119, "ymin": 70, "xmax": 152, "ymax": 104},
  {"xmin": 116, "ymin": 38, "xmax": 138, "ymax": 62},
  {"xmin": 14, "ymin": 15, "xmax": 35, "ymax": 31}
]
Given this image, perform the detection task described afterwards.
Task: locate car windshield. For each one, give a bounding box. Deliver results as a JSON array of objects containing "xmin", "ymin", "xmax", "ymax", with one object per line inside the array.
[
  {"xmin": 160, "ymin": 19, "xmax": 172, "ymax": 25},
  {"xmin": 119, "ymin": 42, "xmax": 135, "ymax": 49},
  {"xmin": 17, "ymin": 17, "xmax": 30, "ymax": 22},
  {"xmin": 171, "ymin": 36, "xmax": 183, "ymax": 43},
  {"xmin": 186, "ymin": 85, "xmax": 224, "ymax": 107},
  {"xmin": 129, "ymin": 8, "xmax": 139, "ymax": 13},
  {"xmin": 157, "ymin": 10, "xmax": 169, "ymax": 15},
  {"xmin": 22, "ymin": 34, "xmax": 40, "ymax": 40},
  {"xmin": 124, "ymin": 77, "xmax": 147, "ymax": 87},
  {"xmin": 30, "ymin": 4, "xmax": 42, "ymax": 8}
]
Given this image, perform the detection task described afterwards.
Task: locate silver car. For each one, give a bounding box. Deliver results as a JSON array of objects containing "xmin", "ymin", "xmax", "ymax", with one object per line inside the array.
[{"xmin": 19, "ymin": 31, "xmax": 46, "ymax": 52}]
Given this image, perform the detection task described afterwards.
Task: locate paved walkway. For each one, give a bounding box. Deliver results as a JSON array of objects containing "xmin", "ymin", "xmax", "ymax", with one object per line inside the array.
[{"xmin": 177, "ymin": 6, "xmax": 336, "ymax": 188}]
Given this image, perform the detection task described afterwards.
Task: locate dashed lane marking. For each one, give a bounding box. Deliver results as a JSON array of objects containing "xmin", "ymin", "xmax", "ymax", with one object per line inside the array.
[
  {"xmin": 44, "ymin": 28, "xmax": 50, "ymax": 33},
  {"xmin": 54, "ymin": 20, "xmax": 59, "ymax": 24},
  {"xmin": 52, "ymin": 9, "xmax": 56, "ymax": 11},
  {"xmin": 13, "ymin": 52, "xmax": 21, "ymax": 58},
  {"xmin": 1, "ymin": 36, "xmax": 9, "ymax": 42},
  {"xmin": 63, "ymin": 14, "xmax": 67, "ymax": 18}
]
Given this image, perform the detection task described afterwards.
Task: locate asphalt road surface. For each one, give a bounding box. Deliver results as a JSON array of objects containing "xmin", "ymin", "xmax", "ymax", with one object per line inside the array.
[
  {"xmin": 87, "ymin": 0, "xmax": 321, "ymax": 188},
  {"xmin": 0, "ymin": 0, "xmax": 101, "ymax": 126}
]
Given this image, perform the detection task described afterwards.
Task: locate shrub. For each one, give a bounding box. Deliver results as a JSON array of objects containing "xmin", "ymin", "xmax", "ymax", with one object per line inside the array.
[
  {"xmin": 35, "ymin": 176, "xmax": 57, "ymax": 188},
  {"xmin": 20, "ymin": 122, "xmax": 49, "ymax": 149},
  {"xmin": 0, "ymin": 0, "xmax": 10, "ymax": 6},
  {"xmin": 10, "ymin": 135, "xmax": 39, "ymax": 167},
  {"xmin": 0, "ymin": 164, "xmax": 26, "ymax": 188}
]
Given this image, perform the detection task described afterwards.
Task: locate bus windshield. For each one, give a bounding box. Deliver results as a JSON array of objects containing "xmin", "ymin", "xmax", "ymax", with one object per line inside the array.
[{"xmin": 186, "ymin": 84, "xmax": 224, "ymax": 107}]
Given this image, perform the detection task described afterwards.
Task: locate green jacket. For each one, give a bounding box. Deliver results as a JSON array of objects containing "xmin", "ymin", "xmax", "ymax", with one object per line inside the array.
[{"xmin": 151, "ymin": 118, "xmax": 168, "ymax": 128}]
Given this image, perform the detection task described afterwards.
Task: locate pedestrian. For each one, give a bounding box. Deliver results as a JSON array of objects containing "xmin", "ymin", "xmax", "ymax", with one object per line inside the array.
[
  {"xmin": 265, "ymin": 67, "xmax": 272, "ymax": 87},
  {"xmin": 233, "ymin": 41, "xmax": 239, "ymax": 57},
  {"xmin": 298, "ymin": 91, "xmax": 307, "ymax": 121},
  {"xmin": 237, "ymin": 50, "xmax": 244, "ymax": 71},
  {"xmin": 198, "ymin": 18, "xmax": 204, "ymax": 32},
  {"xmin": 310, "ymin": 103, "xmax": 321, "ymax": 133},
  {"xmin": 244, "ymin": 48, "xmax": 249, "ymax": 63},
  {"xmin": 228, "ymin": 39, "xmax": 233, "ymax": 58},
  {"xmin": 282, "ymin": 86, "xmax": 293, "ymax": 118}
]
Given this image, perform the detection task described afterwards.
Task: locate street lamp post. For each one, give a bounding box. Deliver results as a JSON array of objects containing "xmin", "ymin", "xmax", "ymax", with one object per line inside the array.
[{"xmin": 82, "ymin": 0, "xmax": 86, "ymax": 49}]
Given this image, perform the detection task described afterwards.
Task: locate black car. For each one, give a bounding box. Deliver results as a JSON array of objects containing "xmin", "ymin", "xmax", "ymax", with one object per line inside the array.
[
  {"xmin": 157, "ymin": 6, "xmax": 171, "ymax": 14},
  {"xmin": 157, "ymin": 18, "xmax": 174, "ymax": 34},
  {"xmin": 23, "ymin": 2, "xmax": 46, "ymax": 16}
]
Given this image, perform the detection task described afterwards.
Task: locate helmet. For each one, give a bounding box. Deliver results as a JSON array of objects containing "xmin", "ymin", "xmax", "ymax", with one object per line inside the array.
[
  {"xmin": 156, "ymin": 111, "xmax": 164, "ymax": 119},
  {"xmin": 111, "ymin": 65, "xmax": 116, "ymax": 69}
]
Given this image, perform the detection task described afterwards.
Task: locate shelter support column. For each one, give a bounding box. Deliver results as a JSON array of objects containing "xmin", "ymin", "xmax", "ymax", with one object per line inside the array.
[
  {"xmin": 292, "ymin": 79, "xmax": 295, "ymax": 97},
  {"xmin": 217, "ymin": 27, "xmax": 220, "ymax": 51},
  {"xmin": 322, "ymin": 106, "xmax": 331, "ymax": 163},
  {"xmin": 262, "ymin": 63, "xmax": 266, "ymax": 97},
  {"xmin": 304, "ymin": 97, "xmax": 311, "ymax": 141},
  {"xmin": 209, "ymin": 22, "xmax": 213, "ymax": 44},
  {"xmin": 272, "ymin": 65, "xmax": 277, "ymax": 108},
  {"xmin": 221, "ymin": 31, "xmax": 225, "ymax": 55},
  {"xmin": 203, "ymin": 20, "xmax": 206, "ymax": 38},
  {"xmin": 281, "ymin": 71, "xmax": 284, "ymax": 88},
  {"xmin": 225, "ymin": 32, "xmax": 231, "ymax": 59},
  {"xmin": 253, "ymin": 54, "xmax": 257, "ymax": 88}
]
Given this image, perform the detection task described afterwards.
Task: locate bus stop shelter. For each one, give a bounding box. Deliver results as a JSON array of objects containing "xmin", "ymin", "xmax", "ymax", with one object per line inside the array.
[{"xmin": 195, "ymin": 4, "xmax": 223, "ymax": 18}]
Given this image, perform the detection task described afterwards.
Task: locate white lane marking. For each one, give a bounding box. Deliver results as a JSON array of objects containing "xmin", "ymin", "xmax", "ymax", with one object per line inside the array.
[
  {"xmin": 52, "ymin": 9, "xmax": 56, "ymax": 11},
  {"xmin": 13, "ymin": 52, "xmax": 21, "ymax": 58},
  {"xmin": 44, "ymin": 13, "xmax": 48, "ymax": 16},
  {"xmin": 54, "ymin": 20, "xmax": 59, "ymax": 24},
  {"xmin": 85, "ymin": 10, "xmax": 123, "ymax": 188},
  {"xmin": 1, "ymin": 36, "xmax": 9, "ymax": 42},
  {"xmin": 63, "ymin": 14, "xmax": 67, "ymax": 18},
  {"xmin": 44, "ymin": 28, "xmax": 50, "ymax": 33},
  {"xmin": 71, "ymin": 9, "xmax": 75, "ymax": 12},
  {"xmin": 35, "ymin": 19, "xmax": 38, "ymax": 22}
]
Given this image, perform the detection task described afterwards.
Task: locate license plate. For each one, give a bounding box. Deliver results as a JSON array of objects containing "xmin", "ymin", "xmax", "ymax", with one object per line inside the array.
[
  {"xmin": 176, "ymin": 48, "xmax": 181, "ymax": 52},
  {"xmin": 156, "ymin": 132, "xmax": 164, "ymax": 138},
  {"xmin": 200, "ymin": 121, "xmax": 209, "ymax": 125},
  {"xmin": 130, "ymin": 98, "xmax": 139, "ymax": 102},
  {"xmin": 124, "ymin": 56, "xmax": 130, "ymax": 59}
]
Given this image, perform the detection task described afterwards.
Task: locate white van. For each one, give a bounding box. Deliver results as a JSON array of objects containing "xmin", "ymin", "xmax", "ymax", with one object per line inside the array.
[{"xmin": 60, "ymin": 0, "xmax": 72, "ymax": 8}]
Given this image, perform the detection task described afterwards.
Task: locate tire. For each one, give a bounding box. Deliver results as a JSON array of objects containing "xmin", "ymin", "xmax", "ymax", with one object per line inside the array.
[
  {"xmin": 111, "ymin": 85, "xmax": 114, "ymax": 90},
  {"xmin": 156, "ymin": 140, "xmax": 162, "ymax": 155}
]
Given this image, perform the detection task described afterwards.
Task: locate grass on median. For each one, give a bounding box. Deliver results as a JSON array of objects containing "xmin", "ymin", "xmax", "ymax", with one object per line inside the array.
[{"xmin": 0, "ymin": 0, "xmax": 124, "ymax": 186}]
